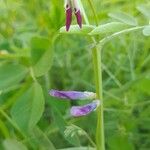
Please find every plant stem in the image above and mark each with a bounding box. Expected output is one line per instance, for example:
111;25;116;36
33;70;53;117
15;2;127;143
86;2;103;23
98;26;145;47
87;0;99;25
0;108;26;139
79;0;105;149
92;45;105;150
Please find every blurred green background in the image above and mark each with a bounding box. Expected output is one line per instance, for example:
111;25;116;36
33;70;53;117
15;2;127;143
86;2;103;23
0;0;150;149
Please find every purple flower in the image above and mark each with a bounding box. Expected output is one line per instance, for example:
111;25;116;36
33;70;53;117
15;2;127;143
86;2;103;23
70;100;100;117
49;89;100;117
73;0;82;28
64;0;82;31
49;89;96;100
74;9;82;28
65;0;72;31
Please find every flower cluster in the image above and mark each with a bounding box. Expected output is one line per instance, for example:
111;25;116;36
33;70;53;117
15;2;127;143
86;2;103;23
49;90;100;117
49;1;97;117
65;0;82;31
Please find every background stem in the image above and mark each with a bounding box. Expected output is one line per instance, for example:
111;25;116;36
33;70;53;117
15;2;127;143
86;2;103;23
87;0;99;25
79;0;105;149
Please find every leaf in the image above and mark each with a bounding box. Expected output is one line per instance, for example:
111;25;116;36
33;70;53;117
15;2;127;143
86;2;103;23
33;48;53;77
52;107;80;146
137;5;150;20
136;78;150;94
108;134;134;150
30;126;56;150
30;36;53;77
108;12;138;26
60;25;95;34
11;82;45;133
58;147;95;150
89;22;128;35
0;63;28;91
142;25;150;36
3;139;28;150
30;36;50;62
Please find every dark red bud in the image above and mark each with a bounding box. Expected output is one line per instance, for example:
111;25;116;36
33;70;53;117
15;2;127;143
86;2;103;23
66;6;72;31
75;9;82;28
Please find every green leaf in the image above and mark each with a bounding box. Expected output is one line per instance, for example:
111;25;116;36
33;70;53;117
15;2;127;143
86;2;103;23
52;107;80;146
108;12;138;26
30;36;53;77
30;36;50;63
136;78;150;94
30;126;56;150
89;22;128;35
60;25;95;34
58;147;95;150
0;63;28;91
11;82;45;133
3;139;28;150
108;135;134;150
143;25;150;36
137;5;150;20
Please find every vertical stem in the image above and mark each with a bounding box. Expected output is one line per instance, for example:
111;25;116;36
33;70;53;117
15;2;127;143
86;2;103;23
79;0;105;149
92;45;105;150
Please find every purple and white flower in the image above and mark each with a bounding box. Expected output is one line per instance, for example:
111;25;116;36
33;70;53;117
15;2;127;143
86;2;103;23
49;89;100;117
65;0;72;31
70;100;100;117
49;89;96;100
64;0;82;31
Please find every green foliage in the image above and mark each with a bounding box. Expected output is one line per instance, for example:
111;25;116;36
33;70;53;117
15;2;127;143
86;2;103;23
30;36;53;77
108;12;138;26
3;139;28;150
52;107;80;146
60;25;95;35
143;25;150;36
0;0;150;150
0;63;28;91
89;22;128;35
11;82;45;133
108;134;134;150
137;4;150;19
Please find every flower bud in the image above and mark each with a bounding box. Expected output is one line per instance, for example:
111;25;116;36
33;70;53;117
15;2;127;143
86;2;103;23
49;89;96;100
70;100;100;117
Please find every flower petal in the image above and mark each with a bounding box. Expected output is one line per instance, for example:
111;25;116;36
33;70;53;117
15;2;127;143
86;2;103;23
75;9;82;28
70;100;100;117
65;1;72;31
73;0;82;28
49;89;96;100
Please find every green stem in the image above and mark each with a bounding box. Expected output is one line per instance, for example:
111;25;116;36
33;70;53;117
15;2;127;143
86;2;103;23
92;45;105;150
87;0;99;25
79;0;105;149
98;26;145;47
0;108;26;139
0;119;10;138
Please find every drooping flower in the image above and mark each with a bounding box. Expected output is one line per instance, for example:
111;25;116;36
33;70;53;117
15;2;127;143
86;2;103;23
49;89;100;117
64;0;82;31
49;89;96;100
65;0;72;31
70;100;100;117
72;0;82;28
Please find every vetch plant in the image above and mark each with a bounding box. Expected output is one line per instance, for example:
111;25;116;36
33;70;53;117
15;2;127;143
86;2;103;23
49;89;96;100
64;124;96;147
54;1;150;150
0;1;150;150
49;90;100;117
70;100;100;117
